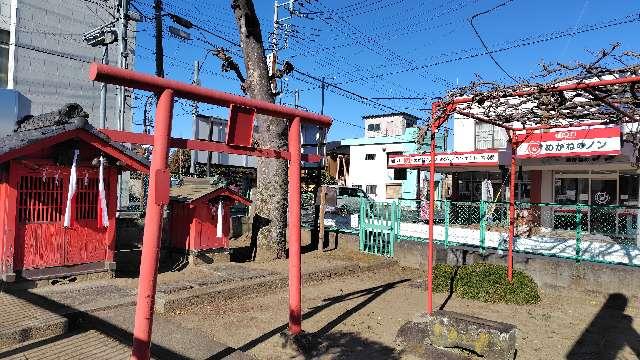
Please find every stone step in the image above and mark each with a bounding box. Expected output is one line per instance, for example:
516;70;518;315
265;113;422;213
0;330;130;359
0;292;67;349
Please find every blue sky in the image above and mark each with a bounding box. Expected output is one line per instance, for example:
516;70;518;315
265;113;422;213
130;0;640;142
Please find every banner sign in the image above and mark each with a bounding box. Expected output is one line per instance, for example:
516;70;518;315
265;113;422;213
515;126;621;158
388;151;500;168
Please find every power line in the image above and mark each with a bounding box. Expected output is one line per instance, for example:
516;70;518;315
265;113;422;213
338;12;640;84
469;0;519;82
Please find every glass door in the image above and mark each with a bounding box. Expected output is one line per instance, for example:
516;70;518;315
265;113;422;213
590;179;618;235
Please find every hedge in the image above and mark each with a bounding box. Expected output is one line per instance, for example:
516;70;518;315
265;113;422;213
432;263;540;305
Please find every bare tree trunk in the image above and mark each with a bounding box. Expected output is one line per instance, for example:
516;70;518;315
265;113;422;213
231;0;288;259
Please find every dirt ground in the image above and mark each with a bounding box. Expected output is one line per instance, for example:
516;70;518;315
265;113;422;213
160;248;640;360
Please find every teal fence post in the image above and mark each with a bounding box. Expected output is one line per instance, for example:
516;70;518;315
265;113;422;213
444;200;450;248
359;197;365;252
390;201;397;257
575;204;583;263
479;200;486;252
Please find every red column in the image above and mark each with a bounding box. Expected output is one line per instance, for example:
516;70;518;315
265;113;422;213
427;125;436;314
288;116;302;334
131;90;174;360
507;139;516;282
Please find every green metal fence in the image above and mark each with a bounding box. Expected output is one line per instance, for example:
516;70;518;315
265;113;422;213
357;198;640;267
358;199;399;256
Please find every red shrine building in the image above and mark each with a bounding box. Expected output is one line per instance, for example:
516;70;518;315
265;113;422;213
168;178;251;259
0;104;148;281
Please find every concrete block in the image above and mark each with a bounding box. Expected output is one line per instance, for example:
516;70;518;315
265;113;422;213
396;311;517;360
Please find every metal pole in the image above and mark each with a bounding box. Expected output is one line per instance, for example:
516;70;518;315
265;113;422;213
508;136;516;282
131;89;174;360
99;45;108;129
288;116;302;335
190;60;200;175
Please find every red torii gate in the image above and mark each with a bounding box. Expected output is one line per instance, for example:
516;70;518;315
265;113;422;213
88;63;332;360
425;74;640;314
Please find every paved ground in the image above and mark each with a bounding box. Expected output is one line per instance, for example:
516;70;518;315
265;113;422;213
0;246;390;359
0;331;131;360
3;240;636;359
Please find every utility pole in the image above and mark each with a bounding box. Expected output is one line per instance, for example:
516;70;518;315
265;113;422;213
269;0;298;96
294;89;299;108
116;0;130;211
117;0;129;132
154;0;164;78
190;60;200;175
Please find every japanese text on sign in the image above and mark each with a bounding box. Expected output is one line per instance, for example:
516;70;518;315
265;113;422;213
388;151;499;168
515;126;621;158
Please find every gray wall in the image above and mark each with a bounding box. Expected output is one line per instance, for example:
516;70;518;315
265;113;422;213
195;115;257;168
9;0;133;129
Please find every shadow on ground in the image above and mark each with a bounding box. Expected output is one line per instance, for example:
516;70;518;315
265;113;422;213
0;287;239;359
308;331;401;360
566;293;640;360
209;278;409;359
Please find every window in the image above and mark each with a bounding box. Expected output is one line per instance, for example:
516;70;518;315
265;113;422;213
386;184;402;199
393;168;407;180
352;185;362;190
554;178;589;205
75;177;99;220
475;122;507;149
367;123;381;132
18;176;65;223
0;30;8;88
365;153;376;160
366;185;377;195
619;174;639;206
338;187;359;197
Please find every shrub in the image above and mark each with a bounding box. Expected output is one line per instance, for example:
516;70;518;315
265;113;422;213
432;262;540;305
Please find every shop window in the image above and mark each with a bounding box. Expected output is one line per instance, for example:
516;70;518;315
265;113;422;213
554;178;589;205
365;153;376;160
18;176;65;223
619;174;639;206
366;185;377;195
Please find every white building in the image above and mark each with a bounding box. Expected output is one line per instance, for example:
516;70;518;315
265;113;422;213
363;112;417;138
342;113;444;202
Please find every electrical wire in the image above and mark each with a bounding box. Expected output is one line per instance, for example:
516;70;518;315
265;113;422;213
469;0;519;82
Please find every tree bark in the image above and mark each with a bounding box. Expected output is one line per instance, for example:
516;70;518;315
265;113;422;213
231;0;288;259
